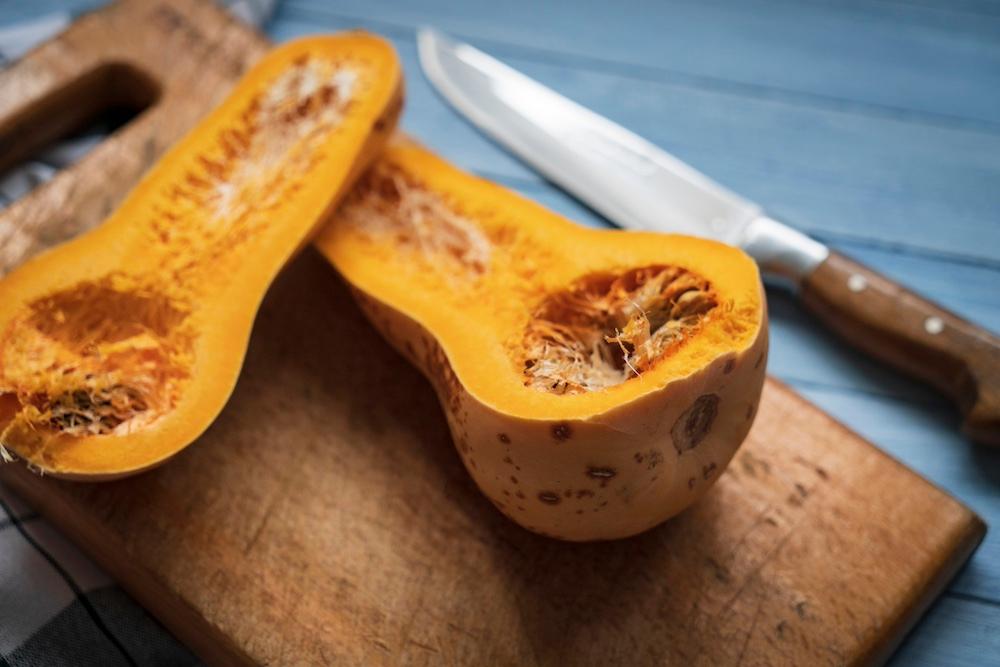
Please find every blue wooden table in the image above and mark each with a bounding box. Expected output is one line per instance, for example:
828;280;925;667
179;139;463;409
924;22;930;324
3;1;1000;664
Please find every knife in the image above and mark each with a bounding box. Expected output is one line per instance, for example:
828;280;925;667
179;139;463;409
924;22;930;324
417;28;1000;445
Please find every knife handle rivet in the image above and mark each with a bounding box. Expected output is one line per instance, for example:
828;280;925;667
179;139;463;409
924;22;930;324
847;274;868;293
924;316;945;335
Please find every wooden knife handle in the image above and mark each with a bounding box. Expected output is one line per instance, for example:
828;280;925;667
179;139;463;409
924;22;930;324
800;251;1000;445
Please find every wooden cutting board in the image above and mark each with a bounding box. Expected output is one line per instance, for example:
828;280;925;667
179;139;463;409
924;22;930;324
0;1;986;665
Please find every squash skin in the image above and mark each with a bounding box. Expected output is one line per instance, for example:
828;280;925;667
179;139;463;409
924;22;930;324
0;34;403;479
319;139;768;541
352;289;766;541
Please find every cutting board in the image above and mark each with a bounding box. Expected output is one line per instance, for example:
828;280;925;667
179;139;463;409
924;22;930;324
0;1;986;665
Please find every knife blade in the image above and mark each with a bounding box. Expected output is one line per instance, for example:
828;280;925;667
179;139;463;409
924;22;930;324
417;28;1000;445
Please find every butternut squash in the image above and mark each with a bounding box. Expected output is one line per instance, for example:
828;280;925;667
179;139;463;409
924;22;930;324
0;34;402;479
317;137;768;541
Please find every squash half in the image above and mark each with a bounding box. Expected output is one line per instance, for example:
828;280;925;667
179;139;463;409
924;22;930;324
317;137;768;541
0;34;403;479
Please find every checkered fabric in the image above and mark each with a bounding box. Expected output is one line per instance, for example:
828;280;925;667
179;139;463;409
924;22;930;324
0;486;198;666
0;2;277;664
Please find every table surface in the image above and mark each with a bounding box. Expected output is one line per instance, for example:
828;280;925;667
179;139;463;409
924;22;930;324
2;1;1000;665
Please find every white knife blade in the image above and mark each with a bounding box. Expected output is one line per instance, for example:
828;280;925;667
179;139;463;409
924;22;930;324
417;27;828;283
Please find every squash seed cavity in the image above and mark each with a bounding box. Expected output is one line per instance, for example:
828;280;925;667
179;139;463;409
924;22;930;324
337;163;492;281
149;55;359;281
0;276;193;446
522;266;718;394
1;56;360;450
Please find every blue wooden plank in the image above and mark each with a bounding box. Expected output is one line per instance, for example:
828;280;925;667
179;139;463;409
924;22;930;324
284;0;1000;128
888;595;1000;667
271;12;1000;263
889;0;1000;17
0;0;104;23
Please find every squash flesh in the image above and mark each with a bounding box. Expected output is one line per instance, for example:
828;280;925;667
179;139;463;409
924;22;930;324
318;137;768;540
324;138;763;421
0;34;402;477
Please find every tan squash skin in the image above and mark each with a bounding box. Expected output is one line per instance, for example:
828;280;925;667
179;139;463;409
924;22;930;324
0;34;402;479
318;138;768;541
351;290;768;541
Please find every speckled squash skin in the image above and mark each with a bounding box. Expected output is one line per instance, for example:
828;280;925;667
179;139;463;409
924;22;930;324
351;287;768;541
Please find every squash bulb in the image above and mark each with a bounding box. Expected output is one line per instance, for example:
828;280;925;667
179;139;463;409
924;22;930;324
317;137;768;541
0;34;403;478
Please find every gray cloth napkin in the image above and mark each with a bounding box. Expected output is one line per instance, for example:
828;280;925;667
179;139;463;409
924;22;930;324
0;2;277;665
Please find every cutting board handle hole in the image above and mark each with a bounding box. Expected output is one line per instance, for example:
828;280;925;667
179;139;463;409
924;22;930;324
0;61;161;204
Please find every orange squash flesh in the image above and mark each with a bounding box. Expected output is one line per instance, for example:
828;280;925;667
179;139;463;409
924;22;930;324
317;136;768;540
0;34;402;479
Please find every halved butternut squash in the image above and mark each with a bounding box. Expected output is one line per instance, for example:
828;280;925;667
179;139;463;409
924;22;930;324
0;34;403;479
317;136;767;540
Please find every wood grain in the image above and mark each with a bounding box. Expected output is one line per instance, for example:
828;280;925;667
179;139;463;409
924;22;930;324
281;0;1000;127
0;1;987;665
801;251;1000;446
0;0;267;275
